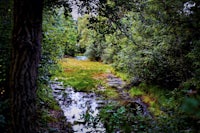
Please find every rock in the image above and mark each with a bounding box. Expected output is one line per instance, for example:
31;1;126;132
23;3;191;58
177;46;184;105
107;78;125;89
53;89;61;93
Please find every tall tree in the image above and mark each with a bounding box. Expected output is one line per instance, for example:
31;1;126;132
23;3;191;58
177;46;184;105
9;0;43;132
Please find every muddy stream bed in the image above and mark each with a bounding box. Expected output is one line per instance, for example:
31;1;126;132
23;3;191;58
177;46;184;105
51;81;112;132
51;80;150;132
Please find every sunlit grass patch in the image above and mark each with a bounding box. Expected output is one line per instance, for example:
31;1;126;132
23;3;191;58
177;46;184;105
61;58;111;71
54;58;113;92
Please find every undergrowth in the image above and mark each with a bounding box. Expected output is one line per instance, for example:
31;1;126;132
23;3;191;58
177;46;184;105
36;83;62;132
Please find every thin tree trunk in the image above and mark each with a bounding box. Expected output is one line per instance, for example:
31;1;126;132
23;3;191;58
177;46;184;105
10;0;43;132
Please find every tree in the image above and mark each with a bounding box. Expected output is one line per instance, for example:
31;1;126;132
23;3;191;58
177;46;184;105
9;0;43;132
94;0;200;89
8;1;96;132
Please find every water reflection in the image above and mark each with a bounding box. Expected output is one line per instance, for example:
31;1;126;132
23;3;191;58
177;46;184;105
75;56;88;60
51;82;106;133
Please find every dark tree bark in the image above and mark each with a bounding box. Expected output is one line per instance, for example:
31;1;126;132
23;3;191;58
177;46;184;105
9;0;43;132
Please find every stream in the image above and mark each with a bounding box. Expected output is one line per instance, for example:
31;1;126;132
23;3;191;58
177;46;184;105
51;81;109;133
50;57;150;132
75;56;88;60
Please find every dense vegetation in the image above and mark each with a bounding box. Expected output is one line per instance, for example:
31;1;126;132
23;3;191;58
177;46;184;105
75;1;200;130
79;0;200;90
0;0;200;132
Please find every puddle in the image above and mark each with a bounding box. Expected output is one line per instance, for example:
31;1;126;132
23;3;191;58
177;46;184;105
51;81;107;133
75;56;88;60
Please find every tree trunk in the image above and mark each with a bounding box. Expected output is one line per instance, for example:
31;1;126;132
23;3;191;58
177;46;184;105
10;0;43;132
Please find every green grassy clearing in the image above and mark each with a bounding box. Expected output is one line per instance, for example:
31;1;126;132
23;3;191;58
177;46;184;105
53;58;114;93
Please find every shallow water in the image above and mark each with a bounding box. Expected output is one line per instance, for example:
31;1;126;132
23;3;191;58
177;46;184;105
51;81;106;133
75;56;88;61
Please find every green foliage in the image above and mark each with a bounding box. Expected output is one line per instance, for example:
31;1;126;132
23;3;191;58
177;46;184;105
39;7;77;84
77;0;199;90
43;7;78;58
98;101;199;133
96;0;199;90
37;7;71;130
36;84;62;132
84;41;106;61
134;84;200;132
77;15;110;61
39;1;200;132
64;18;78;56
43;8;66;59
34;1;200;132
99;104;153;133
181;96;200;118
37;84;60;110
129;87;144;97
102;34;122;64
77;15;95;54
139;83;180;109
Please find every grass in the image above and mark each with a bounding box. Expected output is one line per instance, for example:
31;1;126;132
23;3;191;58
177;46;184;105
130;83;182;116
127;83;180;116
128;87;144;97
98;87;119;99
54;58;113;92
